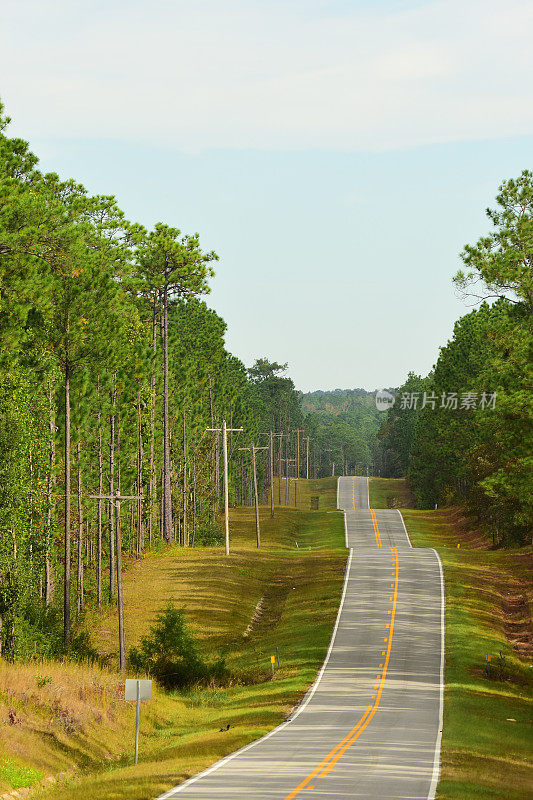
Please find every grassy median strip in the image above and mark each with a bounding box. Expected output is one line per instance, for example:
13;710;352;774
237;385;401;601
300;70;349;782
0;479;346;800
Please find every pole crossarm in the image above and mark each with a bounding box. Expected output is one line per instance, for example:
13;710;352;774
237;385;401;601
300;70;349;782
205;421;244;555
89;491;141;672
238;444;267;549
206;427;244;433
90;494;143;501
238;446;269;452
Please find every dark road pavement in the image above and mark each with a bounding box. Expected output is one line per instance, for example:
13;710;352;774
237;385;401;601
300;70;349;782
157;477;444;800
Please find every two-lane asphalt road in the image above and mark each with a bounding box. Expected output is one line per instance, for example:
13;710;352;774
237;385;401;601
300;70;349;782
157;477;444;800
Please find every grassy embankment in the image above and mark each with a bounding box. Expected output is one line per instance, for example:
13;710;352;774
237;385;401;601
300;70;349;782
368;476;414;509
371;478;532;800
0;478;346;800
271;475;338;511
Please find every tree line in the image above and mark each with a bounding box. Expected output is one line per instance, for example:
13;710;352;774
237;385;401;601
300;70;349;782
379;171;532;545
0;103;314;662
301;388;383;476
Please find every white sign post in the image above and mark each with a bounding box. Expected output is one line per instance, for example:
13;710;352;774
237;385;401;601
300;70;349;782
125;679;152;764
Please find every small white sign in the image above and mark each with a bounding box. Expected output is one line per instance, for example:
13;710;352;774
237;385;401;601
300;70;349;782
125;679;152;701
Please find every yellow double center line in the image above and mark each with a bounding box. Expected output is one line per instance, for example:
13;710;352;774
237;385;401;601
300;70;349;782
283;547;400;799
370;509;382;548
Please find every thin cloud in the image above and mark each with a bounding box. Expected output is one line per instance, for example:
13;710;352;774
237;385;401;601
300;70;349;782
1;0;532;151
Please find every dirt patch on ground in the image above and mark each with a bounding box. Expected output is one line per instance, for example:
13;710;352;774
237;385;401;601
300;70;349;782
500;579;533;659
442;507;533;657
443;507;491;550
242;578;290;639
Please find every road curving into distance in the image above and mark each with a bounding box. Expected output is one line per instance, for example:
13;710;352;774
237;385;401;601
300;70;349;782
156;476;444;800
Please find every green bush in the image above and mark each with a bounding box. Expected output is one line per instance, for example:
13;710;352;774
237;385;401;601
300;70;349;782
14;600;100;663
193;519;224;546
129;603;229;689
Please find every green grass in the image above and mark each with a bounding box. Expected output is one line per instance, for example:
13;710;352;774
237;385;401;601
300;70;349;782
402;507;532;800
0;759;43;789
272;475;339;511
11;477;531;799
2;478;347;800
369;477;414;509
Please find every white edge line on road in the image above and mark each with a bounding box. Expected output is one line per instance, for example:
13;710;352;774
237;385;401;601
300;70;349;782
344;513;348;549
155;548;355;800
396;509;413;548
427;547;445;799
336;475;340;510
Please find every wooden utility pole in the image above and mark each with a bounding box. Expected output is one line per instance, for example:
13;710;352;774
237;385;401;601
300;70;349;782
45;378;56;607
182;407;187;546
206;420;243;555
161;280;173;543
192;457;197;544
269;431;274;517
136;390;143;557
281;457;296;506
323;448;333;479
284;436;291;505
304;436;311;479
295;429;304;479
265;431;284;516
90;490;141;671
76;440;84;617
274;433;283;505
239;444;268;547
64;360;71;649
109;382;116;600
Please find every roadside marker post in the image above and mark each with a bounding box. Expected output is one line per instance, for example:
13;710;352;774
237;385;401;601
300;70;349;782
276;646;280;667
486;654;491;678
125;679;152;764
271;655;276;680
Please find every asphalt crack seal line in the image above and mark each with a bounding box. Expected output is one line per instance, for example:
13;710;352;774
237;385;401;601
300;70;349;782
282;546;399;799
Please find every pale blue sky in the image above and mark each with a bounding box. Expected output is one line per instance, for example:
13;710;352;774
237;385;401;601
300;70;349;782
2;0;532;390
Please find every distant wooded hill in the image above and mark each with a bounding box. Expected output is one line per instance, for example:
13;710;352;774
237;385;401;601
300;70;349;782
300;388;386;475
302;388;377;414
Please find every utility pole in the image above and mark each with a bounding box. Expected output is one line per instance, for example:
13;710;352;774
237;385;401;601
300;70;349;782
206;420;243;555
182;408;187;547
295;429;304;479
281;457;296;506
285;435;290;504
239;444;268;547
90;490;142;671
273;433;284;505
304;436;311;479
323;448;333;479
262;431;283;516
269;432;274;517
